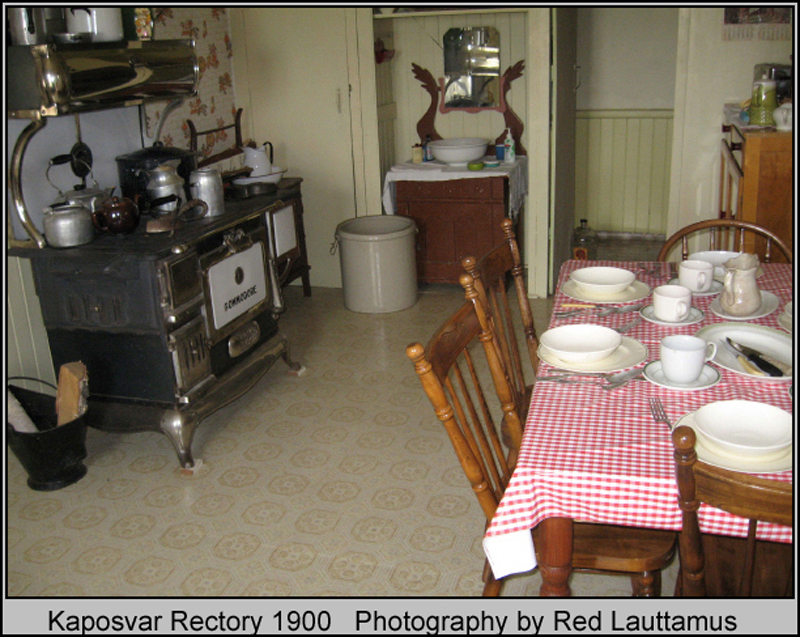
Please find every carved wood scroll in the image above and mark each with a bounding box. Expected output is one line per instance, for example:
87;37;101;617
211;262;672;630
412;60;526;156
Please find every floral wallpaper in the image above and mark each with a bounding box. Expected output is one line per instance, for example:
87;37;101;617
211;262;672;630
142;7;243;169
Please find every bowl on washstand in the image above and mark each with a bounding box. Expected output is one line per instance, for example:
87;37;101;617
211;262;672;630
428;138;489;166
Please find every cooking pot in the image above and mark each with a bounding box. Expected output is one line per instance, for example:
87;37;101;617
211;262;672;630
94;196;139;234
43;203;95;248
66;7;123;42
115;142;199;203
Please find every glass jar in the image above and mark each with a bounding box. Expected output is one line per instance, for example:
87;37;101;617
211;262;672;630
572;219;598;260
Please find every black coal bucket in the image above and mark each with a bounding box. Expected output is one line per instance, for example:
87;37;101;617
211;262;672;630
7;381;88;491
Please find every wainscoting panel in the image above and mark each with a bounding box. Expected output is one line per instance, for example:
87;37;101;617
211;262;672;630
6;256;55;392
575;109;673;235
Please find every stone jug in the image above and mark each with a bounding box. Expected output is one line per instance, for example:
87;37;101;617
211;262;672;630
720;253;761;317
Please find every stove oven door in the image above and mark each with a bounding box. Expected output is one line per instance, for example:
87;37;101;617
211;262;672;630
200;224;279;376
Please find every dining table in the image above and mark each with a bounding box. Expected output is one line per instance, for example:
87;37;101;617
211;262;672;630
482;259;793;597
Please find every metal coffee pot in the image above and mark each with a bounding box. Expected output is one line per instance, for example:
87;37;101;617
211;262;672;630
141;163;185;216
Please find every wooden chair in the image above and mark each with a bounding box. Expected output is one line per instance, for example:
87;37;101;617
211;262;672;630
407;278;676;596
461;218;538;429
672;425;793;597
657;219;792;264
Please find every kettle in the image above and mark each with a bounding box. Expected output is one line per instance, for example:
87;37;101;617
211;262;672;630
47;156;114;214
43;203;95;248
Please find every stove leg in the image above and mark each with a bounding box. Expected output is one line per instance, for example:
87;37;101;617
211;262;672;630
281;337;306;376
160;409;198;470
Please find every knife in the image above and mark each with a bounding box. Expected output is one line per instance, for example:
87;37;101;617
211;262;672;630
725;338;783;377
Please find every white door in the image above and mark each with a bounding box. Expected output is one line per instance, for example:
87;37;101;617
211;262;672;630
234;8;358;288
549;7;578;293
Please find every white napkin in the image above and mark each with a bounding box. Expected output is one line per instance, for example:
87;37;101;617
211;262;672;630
482;528;538;580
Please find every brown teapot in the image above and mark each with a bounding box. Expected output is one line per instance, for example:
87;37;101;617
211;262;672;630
93;196;140;234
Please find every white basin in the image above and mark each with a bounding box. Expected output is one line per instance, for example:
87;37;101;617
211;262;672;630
428;138;488;166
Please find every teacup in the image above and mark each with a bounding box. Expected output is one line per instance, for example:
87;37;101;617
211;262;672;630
678;259;714;293
773;103;792;131
660;335;717;385
652;285;692;322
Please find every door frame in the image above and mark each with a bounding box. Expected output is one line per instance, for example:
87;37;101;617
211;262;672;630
523;8;552;299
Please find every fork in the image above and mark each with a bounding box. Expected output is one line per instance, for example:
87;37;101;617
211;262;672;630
648;397;672;428
614;316;642;333
596;302;646;317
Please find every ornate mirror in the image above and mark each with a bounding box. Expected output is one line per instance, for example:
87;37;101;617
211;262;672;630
441;27;502;111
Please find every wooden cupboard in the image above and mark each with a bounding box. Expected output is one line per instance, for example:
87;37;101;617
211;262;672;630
721;125;792;263
395;176;515;284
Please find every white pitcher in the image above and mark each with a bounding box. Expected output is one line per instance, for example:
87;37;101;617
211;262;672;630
720;253;761;316
242;142;273;177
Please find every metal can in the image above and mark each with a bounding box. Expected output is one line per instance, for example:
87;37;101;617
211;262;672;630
189;168;225;217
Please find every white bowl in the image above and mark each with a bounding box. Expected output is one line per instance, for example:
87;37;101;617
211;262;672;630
428;138;488;165
688;251;741;278
570;266;636;295
693;400;792;458
540;324;622;363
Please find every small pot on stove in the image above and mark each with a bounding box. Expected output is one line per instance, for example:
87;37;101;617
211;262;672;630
115;142;199;202
94;196;140;234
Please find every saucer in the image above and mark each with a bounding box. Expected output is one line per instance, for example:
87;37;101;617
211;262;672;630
640;304;704;326
709;291;780;321
778;312;793;333
673;413;792;473
643;361;720;391
667;277;723;297
538;336;647;373
562;279;650;304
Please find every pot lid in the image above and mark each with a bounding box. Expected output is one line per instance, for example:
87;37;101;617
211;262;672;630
115;141;199;165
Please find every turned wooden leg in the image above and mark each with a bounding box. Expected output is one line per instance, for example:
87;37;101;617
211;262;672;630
630;570;661;597
538;517;573;597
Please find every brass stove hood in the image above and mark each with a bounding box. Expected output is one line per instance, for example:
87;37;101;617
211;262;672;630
7;40;198;118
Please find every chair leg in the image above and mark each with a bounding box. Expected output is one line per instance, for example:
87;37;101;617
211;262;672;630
482;560;503;596
630;570;661;597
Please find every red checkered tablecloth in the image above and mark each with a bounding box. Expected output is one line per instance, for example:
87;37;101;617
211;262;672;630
483;260;793;579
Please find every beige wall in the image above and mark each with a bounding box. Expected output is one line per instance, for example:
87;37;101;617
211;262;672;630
230;7;379;289
576;8;679;110
668;7;792;236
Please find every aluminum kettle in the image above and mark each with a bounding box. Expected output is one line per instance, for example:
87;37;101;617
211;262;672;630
43;202;95;248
